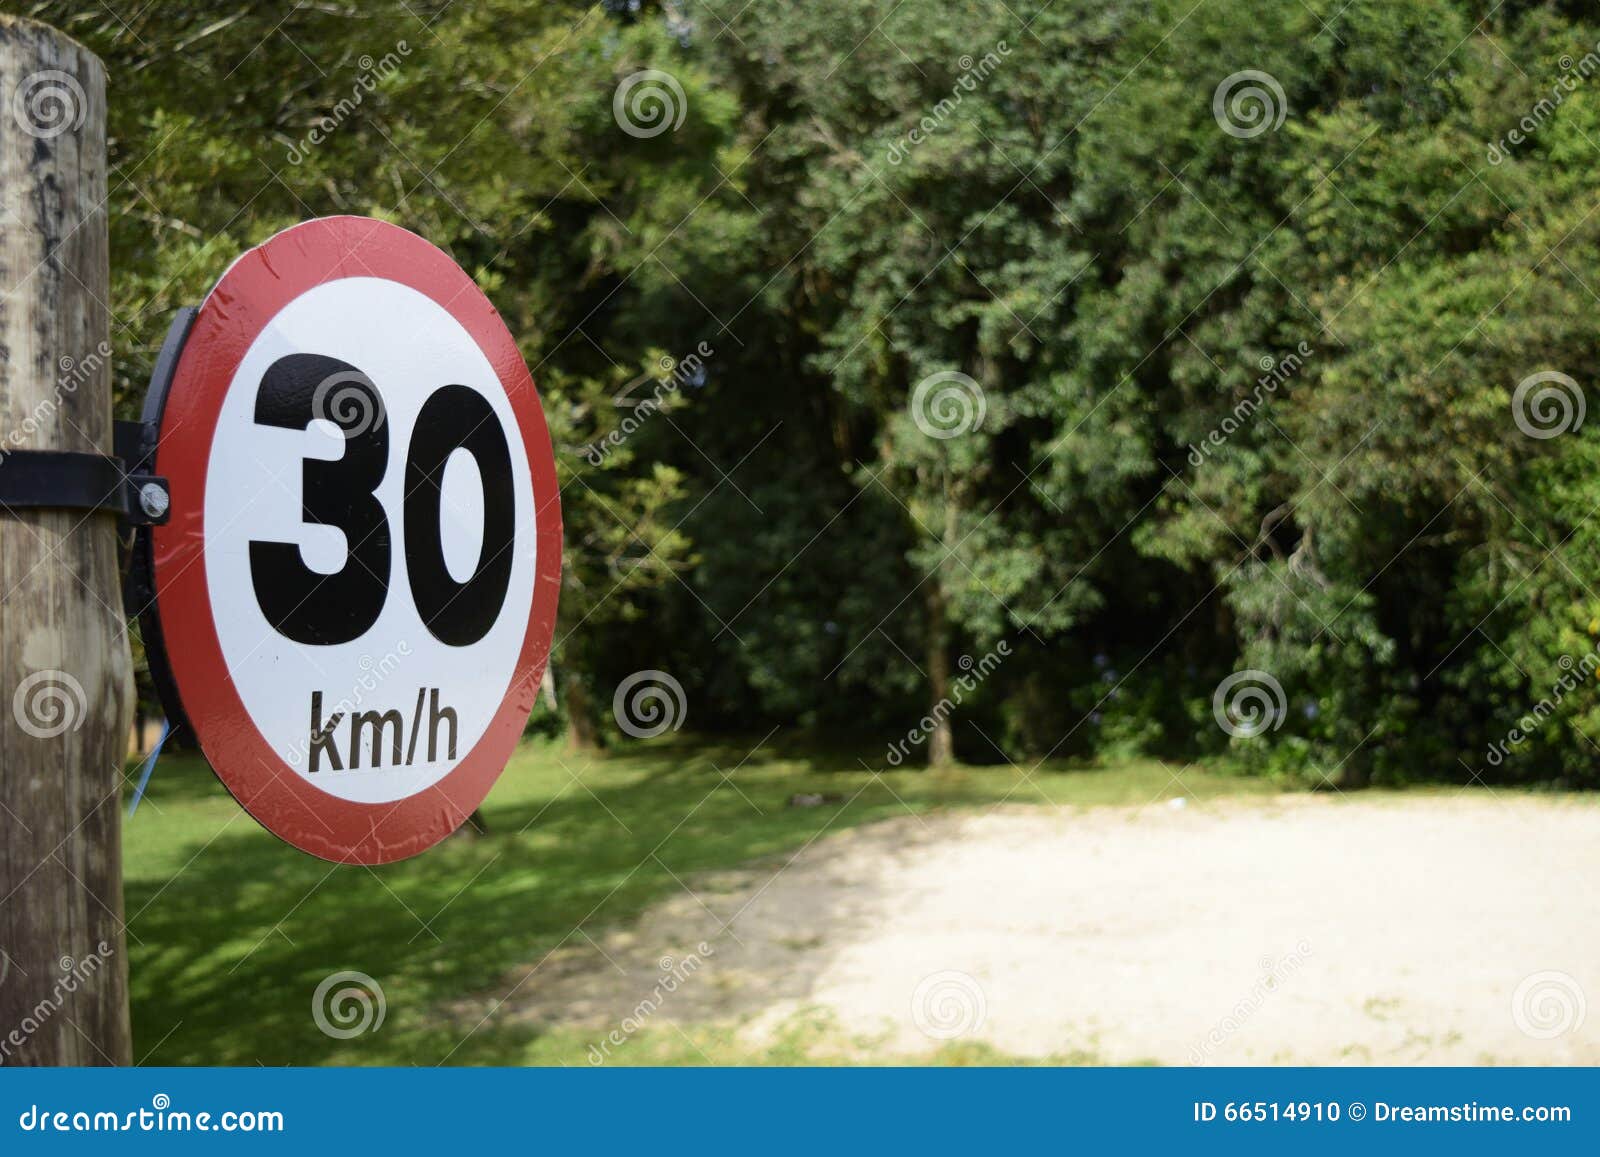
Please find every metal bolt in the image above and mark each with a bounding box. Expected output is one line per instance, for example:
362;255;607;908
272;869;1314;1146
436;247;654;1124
138;481;169;519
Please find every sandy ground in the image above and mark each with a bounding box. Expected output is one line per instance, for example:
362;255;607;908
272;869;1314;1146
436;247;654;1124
487;794;1600;1064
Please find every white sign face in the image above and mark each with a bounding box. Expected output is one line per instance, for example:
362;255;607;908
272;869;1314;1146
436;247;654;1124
150;216;561;863
204;278;537;804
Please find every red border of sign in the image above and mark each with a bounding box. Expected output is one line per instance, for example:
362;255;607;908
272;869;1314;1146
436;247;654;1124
151;216;562;864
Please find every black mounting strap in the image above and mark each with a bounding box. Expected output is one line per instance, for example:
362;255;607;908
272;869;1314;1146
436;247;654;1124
0;428;169;526
114;418;170;526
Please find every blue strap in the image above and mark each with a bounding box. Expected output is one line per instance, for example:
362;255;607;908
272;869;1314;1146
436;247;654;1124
127;720;171;817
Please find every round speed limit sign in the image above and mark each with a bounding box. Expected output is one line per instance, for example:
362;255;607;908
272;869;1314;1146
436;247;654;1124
146;217;561;863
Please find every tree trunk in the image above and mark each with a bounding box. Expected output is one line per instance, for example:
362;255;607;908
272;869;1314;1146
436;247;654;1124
453;808;489;838
923;468;959;769
564;671;604;751
539;661;557;711
0;17;132;1065
1332;763;1372;791
925;578;955;767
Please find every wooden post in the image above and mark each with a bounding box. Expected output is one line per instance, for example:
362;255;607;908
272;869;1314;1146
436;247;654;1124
0;17;132;1065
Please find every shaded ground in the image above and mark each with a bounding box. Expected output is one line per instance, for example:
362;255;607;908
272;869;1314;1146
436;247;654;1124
479;794;1600;1065
123;740;1270;1065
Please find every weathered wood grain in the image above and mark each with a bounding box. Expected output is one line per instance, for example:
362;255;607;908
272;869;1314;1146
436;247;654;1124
0;15;132;1066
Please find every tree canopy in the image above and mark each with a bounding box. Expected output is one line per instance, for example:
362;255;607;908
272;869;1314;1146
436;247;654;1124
32;0;1600;785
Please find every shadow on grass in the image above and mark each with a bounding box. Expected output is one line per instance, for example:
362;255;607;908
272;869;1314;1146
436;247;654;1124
123;738;1266;1065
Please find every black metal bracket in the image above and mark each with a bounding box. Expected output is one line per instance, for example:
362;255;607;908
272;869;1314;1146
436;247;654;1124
128;307;200;745
0;438;169;526
116;420;171;525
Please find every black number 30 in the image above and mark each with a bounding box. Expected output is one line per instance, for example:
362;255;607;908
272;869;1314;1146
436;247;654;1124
248;354;516;647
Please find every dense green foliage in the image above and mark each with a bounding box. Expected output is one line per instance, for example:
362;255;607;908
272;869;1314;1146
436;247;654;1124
30;0;1600;784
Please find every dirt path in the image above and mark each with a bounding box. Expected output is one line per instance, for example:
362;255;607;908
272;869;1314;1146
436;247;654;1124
490;794;1600;1064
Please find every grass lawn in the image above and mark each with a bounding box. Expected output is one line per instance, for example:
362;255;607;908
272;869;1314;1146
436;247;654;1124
123;737;1282;1066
